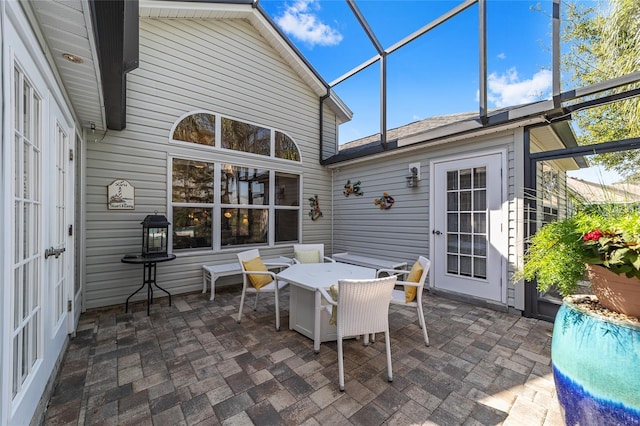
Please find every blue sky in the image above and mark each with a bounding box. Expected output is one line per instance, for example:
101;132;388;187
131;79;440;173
259;0;561;144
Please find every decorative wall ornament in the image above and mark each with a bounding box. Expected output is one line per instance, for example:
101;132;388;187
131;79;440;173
374;193;394;210
108;179;135;210
343;180;363;197
308;195;323;221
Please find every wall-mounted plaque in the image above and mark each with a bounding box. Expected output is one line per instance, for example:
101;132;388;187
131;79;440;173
108;179;135;210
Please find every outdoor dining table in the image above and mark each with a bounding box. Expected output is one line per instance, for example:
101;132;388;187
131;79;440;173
276;262;377;352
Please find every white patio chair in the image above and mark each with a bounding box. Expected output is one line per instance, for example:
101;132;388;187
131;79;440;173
319;275;397;391
237;249;289;331
377;256;431;346
292;243;336;264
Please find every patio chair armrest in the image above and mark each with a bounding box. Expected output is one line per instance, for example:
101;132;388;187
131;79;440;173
318;287;337;306
376;268;409;278
396;280;421;288
323;256;337;263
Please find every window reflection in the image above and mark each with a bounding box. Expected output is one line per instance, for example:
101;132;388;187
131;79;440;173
275;172;299;206
172;159;214;203
275;132;300;161
221;118;270;155
173;207;212;249
172;113;215;146
221;165;269;205
221;208;268;246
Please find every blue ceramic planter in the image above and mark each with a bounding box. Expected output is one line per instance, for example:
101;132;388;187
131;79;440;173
552;297;640;425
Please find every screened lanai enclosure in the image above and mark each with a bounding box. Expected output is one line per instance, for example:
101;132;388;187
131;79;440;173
314;0;640;320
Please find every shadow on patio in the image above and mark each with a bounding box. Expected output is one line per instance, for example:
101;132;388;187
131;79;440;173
43;287;562;425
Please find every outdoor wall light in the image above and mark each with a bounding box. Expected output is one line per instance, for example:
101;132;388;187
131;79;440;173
406;166;419;188
141;212;170;257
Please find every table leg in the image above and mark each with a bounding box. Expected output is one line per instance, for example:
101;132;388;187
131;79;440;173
149;262;172;307
314;290;321;353
125;282;146;313
209;275;217;301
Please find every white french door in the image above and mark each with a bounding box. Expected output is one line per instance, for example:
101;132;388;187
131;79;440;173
431;153;505;303
5;27;74;425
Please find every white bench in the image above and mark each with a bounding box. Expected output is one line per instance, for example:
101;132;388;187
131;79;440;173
331;252;407;271
202;256;292;301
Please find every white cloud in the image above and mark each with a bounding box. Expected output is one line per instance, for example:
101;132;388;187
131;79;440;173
275;0;343;47
487;67;552;108
497;52;506;60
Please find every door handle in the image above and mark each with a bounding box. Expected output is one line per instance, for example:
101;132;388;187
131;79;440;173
432;230;442;235
45;247;66;259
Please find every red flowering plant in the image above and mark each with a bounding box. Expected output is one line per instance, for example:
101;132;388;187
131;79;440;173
581;228;640;280
517;205;640;297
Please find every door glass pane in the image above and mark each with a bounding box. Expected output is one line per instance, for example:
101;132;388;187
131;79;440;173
460;191;471;211
447;192;457;211
447;234;458;253
474;190;486;210
459;168;471;189
473;213;486;233
447;171;458;190
12;336;19;396
474;235;487;256
460;256;472;276
460;213;471;233
460;234;472;255
447;213;458;232
23;81;30;139
474;258;487;279
473;167;486;188
447;254;458;274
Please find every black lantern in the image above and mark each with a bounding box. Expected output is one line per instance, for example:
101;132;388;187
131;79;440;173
141;212;170;257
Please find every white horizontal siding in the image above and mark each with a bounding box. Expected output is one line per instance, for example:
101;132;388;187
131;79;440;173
83;17;338;309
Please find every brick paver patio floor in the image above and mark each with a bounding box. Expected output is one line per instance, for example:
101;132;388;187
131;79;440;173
43;285;563;425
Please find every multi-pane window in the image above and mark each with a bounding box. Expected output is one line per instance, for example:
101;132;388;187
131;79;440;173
170;113;302;251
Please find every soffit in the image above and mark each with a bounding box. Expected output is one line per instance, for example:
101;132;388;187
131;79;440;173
26;0;105;131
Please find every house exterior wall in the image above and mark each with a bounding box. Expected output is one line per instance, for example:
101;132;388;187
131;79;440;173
83;17;338;309
331;130;521;310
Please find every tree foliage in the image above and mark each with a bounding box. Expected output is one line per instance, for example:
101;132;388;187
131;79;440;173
563;0;640;181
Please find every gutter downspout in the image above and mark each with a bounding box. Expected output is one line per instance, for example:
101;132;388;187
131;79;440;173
319;91;330;164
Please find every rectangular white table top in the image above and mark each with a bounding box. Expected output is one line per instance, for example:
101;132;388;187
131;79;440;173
277;262;378;352
331;252;407;270
276;262;377;291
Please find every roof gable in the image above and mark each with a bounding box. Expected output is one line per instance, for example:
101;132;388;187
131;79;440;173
139;0;351;122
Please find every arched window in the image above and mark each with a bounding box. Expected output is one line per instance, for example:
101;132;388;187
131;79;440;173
171;112;301;161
